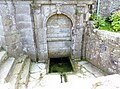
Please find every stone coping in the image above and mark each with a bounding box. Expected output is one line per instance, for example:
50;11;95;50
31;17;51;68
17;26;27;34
0;0;94;5
92;29;120;41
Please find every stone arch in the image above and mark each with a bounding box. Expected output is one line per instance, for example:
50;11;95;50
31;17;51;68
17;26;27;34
46;14;73;29
46;14;73;58
45;11;75;28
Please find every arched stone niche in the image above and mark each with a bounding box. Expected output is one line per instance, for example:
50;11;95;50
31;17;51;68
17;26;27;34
33;4;76;62
33;2;94;62
46;14;73;58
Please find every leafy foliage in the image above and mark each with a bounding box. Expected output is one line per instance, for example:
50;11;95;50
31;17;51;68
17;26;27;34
89;13;97;21
110;11;120;32
90;10;120;32
90;13;113;31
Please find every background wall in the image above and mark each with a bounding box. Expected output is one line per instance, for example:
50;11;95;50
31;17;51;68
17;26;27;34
94;0;120;16
0;0;93;61
0;1;36;60
0;15;5;49
85;23;120;74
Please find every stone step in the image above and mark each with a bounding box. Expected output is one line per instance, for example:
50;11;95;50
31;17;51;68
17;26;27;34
0;57;15;83
18;58;31;89
9;55;28;89
0;50;7;66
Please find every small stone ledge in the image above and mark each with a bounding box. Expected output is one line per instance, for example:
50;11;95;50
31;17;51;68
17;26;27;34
93;29;120;40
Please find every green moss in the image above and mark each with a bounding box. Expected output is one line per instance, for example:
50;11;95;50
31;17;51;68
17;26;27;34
49;58;73;73
50;63;70;73
32;5;39;10
75;7;79;15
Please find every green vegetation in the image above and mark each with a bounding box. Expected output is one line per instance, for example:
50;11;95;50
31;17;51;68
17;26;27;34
90;10;120;32
90;13;113;31
49;58;73;73
110;11;120;32
75;7;79;15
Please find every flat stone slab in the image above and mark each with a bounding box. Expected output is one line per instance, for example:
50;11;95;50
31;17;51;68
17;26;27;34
77;61;105;77
81;64;105;77
28;74;61;89
18;58;31;89
9;55;27;89
27;61;106;89
19;58;31;84
0;57;15;83
33;74;120;89
30;62;46;74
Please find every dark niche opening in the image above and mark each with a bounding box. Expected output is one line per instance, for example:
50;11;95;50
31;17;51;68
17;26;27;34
49;57;73;73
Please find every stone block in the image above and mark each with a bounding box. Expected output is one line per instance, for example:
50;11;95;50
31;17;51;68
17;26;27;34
7;42;23;57
38;51;48;62
0;16;3;26
16;5;30;14
19;58;31;86
48;41;71;58
2;15;12;27
0;57;15;83
5;34;21;46
0;26;4;35
48;41;71;49
39;44;46;52
0;36;5;46
17;22;32;30
16;14;31;22
22;44;36;61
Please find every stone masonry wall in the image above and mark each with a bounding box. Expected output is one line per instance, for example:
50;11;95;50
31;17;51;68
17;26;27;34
0;15;5;49
15;2;36;60
0;1;23;57
100;0;120;16
94;0;120;17
85;25;120;74
0;1;36;60
0;0;94;62
31;0;93;62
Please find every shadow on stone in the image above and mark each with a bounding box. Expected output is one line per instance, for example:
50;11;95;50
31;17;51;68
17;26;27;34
49;57;73;73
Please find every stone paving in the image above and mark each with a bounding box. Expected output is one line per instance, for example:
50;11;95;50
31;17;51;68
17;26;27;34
0;57;120;89
27;61;107;89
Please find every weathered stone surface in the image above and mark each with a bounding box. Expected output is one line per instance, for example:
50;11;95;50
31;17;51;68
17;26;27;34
18;58;31;89
27;61;105;89
0;1;23;58
47;14;72;58
0;0;93;61
0;57;15;83
15;4;36;61
100;0;120;17
8;55;27;89
0;15;5;49
85;28;120;74
92;0;120;17
33;74;120;89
